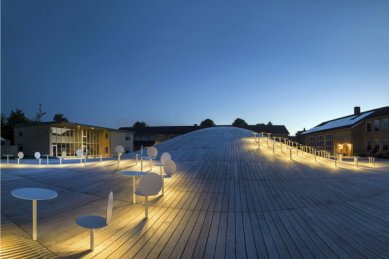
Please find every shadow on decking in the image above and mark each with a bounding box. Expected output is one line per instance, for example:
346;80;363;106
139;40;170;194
62;250;91;259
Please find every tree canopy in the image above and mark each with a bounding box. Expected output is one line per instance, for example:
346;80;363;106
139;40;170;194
7;109;29;127
1;109;30;144
1;106;70;144
200;119;215;127
133;121;148;128
53;113;68;122
232;118;248;128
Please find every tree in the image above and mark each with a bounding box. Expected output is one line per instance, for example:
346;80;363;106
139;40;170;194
133;121;148;128
53;113;68;122
1;113;10;141
3;109;30;144
1;113;6;127
267;121;273;126
295;128;306;143
7;109;29;127
232;118;248;128
200;119;215;127
33;103;46;122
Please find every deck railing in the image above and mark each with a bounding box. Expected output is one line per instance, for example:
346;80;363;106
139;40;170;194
252;133;376;168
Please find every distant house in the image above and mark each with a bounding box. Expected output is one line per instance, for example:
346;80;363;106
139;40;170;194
244;124;289;138
119;126;205;149
302;106;389;157
14;122;134;157
120;124;289;149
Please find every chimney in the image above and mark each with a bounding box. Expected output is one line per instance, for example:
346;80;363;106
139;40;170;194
354;106;361;115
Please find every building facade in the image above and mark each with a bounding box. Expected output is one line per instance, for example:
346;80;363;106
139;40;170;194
14;122;134;157
302;106;389;157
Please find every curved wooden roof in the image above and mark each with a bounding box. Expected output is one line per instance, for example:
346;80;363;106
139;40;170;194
1;127;389;258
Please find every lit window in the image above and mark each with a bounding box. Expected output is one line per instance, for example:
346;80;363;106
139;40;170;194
366;121;372;132
374;120;380;131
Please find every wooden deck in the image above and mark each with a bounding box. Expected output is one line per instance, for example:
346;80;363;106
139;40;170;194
1;127;389;258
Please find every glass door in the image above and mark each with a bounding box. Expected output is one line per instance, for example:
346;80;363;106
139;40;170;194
51;145;58;157
82;129;88;156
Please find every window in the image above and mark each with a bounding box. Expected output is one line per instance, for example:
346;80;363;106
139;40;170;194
373;139;380;153
383;139;389;151
309;137;315;147
366;141;371;151
325;135;333;153
105;133;108;139
19;131;23;137
325;135;333;147
374;120;380;131
366;121;372;132
383;119;389;132
317;136;324;148
125;136;131;141
50;127;100;157
104;147;109;154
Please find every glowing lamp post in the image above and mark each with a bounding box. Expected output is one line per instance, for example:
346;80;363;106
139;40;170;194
354;156;359;167
368;157;375;166
115;145;125;165
76;149;85;166
266;133;272;147
59;151;66;165
253;132;259;142
253;132;260;148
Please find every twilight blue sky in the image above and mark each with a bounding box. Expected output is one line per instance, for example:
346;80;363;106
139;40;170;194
2;0;389;135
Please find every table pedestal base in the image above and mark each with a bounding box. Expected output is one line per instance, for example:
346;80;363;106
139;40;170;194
90;229;95;250
32;200;37;241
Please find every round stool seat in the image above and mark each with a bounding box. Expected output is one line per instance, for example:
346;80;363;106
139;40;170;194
76;215;107;229
135;190;146;196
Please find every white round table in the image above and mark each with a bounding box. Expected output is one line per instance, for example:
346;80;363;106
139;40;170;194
3;154;14;164
11;188;58;240
120;171;148;203
42;154;50;165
